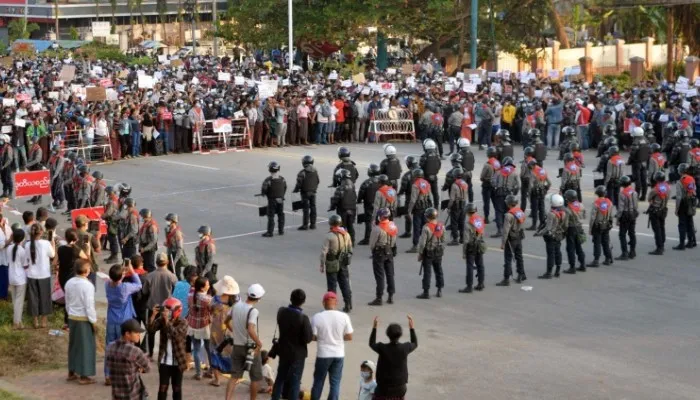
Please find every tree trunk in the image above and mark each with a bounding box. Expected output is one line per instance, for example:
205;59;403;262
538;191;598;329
456;0;467;69
548;0;570;49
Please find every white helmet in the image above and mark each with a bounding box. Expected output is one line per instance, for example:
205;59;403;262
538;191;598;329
423;139;437;151
457;138;470;149
632;127;644;137
551;194;564;208
383;144;397;156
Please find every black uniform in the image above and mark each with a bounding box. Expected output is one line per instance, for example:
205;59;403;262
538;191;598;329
398;170;413;237
380;157;402;189
459;148;475;202
262;174;287;235
329;179;357;244
357;176;380;243
628;137;650;200
420;151;442;207
332;159;359;187
293;165;320;229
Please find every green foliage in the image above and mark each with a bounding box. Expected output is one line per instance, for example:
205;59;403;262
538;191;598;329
598;72;633;91
8;18;40;42
69;26;80;41
128;56;156;66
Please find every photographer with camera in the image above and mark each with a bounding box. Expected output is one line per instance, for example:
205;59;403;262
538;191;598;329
225;283;266;400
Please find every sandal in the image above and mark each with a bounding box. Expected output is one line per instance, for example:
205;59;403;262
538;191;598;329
78;377;96;385
66;374;78;382
209;381;220;387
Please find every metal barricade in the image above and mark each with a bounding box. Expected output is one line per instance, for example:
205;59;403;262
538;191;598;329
369;109;415;142
60;129;114;164
193;118;252;153
227;118;252;151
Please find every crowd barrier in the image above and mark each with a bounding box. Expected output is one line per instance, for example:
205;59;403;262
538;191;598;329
369;109;416;142
59;129;114;163
193;118;252;153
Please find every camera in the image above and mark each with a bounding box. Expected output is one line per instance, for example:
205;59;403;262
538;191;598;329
243;342;257;371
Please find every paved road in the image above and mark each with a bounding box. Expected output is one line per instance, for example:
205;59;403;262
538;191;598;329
9;142;700;400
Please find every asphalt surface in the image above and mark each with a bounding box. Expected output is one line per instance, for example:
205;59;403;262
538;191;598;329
12;142;700;400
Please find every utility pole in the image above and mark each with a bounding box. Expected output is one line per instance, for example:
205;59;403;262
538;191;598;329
665;6;674;82
470;0;478;68
288;0;293;72
212;0;218;57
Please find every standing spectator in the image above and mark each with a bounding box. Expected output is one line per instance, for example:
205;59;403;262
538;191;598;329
369;316;418;400
57;229;88;328
142;253;178;360
209;275;240;387
545;97;563;149
310;291;353;400
271;288;313;400
354;94;369;142
328;98;338;145
142;109;155;156
314;99;329;145
24;223;54;329
129;109;142;157
65;259;97;385
297;99;310;145
7;229;26;329
334;96;346;143
476;97;494;149
75;215;101;285
104;319;151;400
149;297;188;400
502;99;516;141
491;99;503;136
254;99;264;148
189;102;206;151
119;111;132;159
187;276;212;381
225;283;266;400
104;262;143;386
0;206;11;300
275;99;288;147
575;99;592;150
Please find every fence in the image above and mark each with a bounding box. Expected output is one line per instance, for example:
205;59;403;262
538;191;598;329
192;118;251;153
369;109;415;142
59;129;114;163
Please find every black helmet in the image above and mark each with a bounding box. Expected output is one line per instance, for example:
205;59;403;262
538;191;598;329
569;142;580;152
165;213;178;223
92;171;103;180
124;197;135;207
677;129;689;139
452;167;464;179
502;156;514;167
405;155;418;169
604;136;618;147
641;122;653;132
449;153;463;165
528;128;541;137
505;194;518;208
653;171;666;183
486;146;498;158
337;168;351;180
465;203;477;214
197;225;211;235
667;121;679;131
368;164;381;177
562;126;576;136
119;183;132;196
691;139;700;148
608;145;620;155
564;189;578;203
594;185;606;197
412;168;424;179
527;159;538;168
564;152;574;162
268;161;280;173
329;214;343;226
338;146;351;159
678;163;690;175
496;129;509;137
51;144;61;153
604;124;616;135
619;175;632;187
376;208;391;220
105;186;115;195
650;143;661;153
78;164;89;174
139;208;151;218
378;174;390;185
424;207;438;220
302;155;314;166
66;152;77;162
524;146;535;157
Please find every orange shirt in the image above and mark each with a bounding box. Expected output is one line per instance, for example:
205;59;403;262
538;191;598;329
334;100;345;123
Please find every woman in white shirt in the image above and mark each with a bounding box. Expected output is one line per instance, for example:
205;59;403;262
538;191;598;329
328;101;338;145
0;210;12;301
95;112;109;144
7;230;27;329
24;223;55;329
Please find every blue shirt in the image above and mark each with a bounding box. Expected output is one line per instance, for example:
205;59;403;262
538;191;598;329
105;274;142;325
172;281;191;318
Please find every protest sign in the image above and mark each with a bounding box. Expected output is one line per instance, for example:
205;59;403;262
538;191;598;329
218;72;231;81
175;83;186;92
14;170;51;197
352;73;366;84
99;78;113;88
257;80;279;99
463;83;477;93
14;118;26;128
71;207;107;235
341;79;352;88
213;118;233;133
48;91;60;100
2;98;16;107
86;87;107;102
138;75;154;89
234;76;245;85
59;65;76;82
171;59;184;68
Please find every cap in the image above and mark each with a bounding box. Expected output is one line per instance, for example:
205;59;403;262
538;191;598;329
322;291;337;302
248;283;265;299
213;275;240;296
156;252;168;264
121;319;146;334
361;360;376;373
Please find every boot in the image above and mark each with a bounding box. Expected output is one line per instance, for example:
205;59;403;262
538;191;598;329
104;255;119;264
278;230;284;236
458;286;472;293
649;248;663;255
342;303;352;313
538;268;553;279
629;249;636;259
367;298;382;306
484;217;490;224
416;291;430;299
514;275;523;283
474;283;485;291
357;238;369;245
563;266;577;274
262;232;273;238
673;243;685;251
386;294;393;304
436;288;442;298
490;231;502;238
309;224;317;230
602;258;613;266
447;239;459;246
297;225;309;231
587;260;600;268
576;265;586;272
399;232;411;238
615;253;629;261
526;224;537;231
688;241;697;249
495;278;510;286
554;266;561;278
405;246;418;253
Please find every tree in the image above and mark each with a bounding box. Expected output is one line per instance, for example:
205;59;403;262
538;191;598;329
69;26;80;40
95;0;100;20
8;18;40;42
136;0;146;37
110;0;117;27
157;0;167;42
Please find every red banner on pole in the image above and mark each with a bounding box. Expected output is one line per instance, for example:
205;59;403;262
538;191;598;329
14;170;51;197
71;207;107;235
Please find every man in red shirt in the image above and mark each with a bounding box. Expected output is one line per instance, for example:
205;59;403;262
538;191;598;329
575;99;592;150
334;96;346;143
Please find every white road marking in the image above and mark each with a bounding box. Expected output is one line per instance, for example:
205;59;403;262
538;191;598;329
140;183;257;199
581;223;679;241
184;217;330;245
157;159;220;170
236;202;301;216
487;247;548;260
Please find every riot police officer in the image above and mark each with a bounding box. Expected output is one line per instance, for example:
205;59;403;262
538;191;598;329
416;207;445;299
491;156;520;238
398;155;419;238
368;208;398;306
75;164;94;209
594;137;617;180
406;169;433;253
561;152;581;200
495;129;513;161
320;214;353;312
563;189;586;273
646;171;670;255
329;169;358;245
587;186;614;267
164;213;187;280
457;138;475;202
332;147;359;187
520;146;536;212
261;161;287;237
647;143;666;185
662;121;680;157
442;153;463;195
373;174;398;221
420;138;442;206
598;124;617;158
530;129;547;165
357;164;381;245
605;146;624;207
460;203;485;293
558;126;577;161
670;130;691;181
293;155;320;231
138;208;158;272
628;127;651;200
480;146;501;224
527;159;551;230
195;225;216;281
641;121;656;144
119;197;139;260
102;186;120;263
615;175;639;260
25;136;43;204
674;163;697;250
380;144;402;189
446;167;468;245
498;194;526;285
536;194;568;279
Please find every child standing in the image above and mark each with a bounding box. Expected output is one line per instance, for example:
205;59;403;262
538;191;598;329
358;360;377;400
7;229;27;329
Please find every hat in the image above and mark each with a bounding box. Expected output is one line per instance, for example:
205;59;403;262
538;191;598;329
248;283;265;299
322;291;337;302
213;275;240;296
361;360;376;373
156;252;168;264
121;319;145;334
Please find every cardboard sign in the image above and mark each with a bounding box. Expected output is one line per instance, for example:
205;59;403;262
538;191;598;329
71;207;107;235
257;80;279;99
138;75;155;89
99;78;113;88
106;89;119;101
677;76;689;85
352;73;366;84
2;126;12;133
2;98;16;107
502;70;511;80
91;66;103;76
86;87;107;102
328;71;338;80
118;70;129;79
463;83;477;93
175;83;186;92
59;65;76;82
14;170;51;197
171;59;184;68
212;118;232;133
504;85;513;95
534;90;543;98
53;80;64;88
402;64;413;75
341;79;352;88
686;88;698;98
234;76;245;85
218;72;231;81
14;118;26;127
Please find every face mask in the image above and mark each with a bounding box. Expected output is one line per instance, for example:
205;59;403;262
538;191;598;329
198;233;204;239
361;371;371;379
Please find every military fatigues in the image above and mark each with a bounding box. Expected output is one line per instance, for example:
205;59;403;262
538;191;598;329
195;237;216;280
369;220;398;299
420;152;442;206
676;174;697;248
539;208;568;276
120;209;139;260
357;177;380;243
48;154;65;207
480;158;500;221
646;182;670;251
25;144;43;202
691;148;700;204
398;170;413;236
616;186;639;257
628;137;650;200
462;214;486;288
418;221;446;292
561;161;582;202
380;157;402;189
502;208;526;280
670;140;691;181
565;201;586;269
262;173;287;235
372;185;398;222
589;198;614;264
528;165;550;228
102;194;120;260
0;144;14;197
459;148;475;202
293;165;320;229
447;179;468;242
605;155;625;207
332;159;359;187
138;219;159;272
329;179;357;244
520;156;535;212
90;180;106;209
62;161;76;211
408;179;433;247
320;228;353;309
165;224;187;279
491;166;520;235
647;152;666;185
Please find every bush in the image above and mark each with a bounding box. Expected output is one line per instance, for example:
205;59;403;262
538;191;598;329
598;72;634;91
128;56;156;67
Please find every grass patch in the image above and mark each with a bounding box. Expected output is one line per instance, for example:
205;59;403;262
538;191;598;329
0;388;25;400
0;300;106;377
